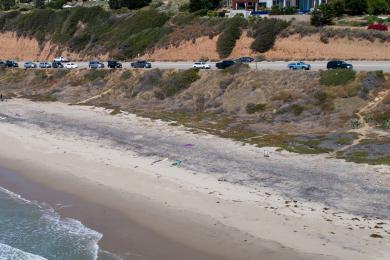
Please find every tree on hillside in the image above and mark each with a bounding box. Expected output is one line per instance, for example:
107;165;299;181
109;0;151;10
109;0;122;9
368;0;389;15
311;4;334;26
345;0;368;15
123;0;151;9
0;0;15;10
189;0;211;12
330;0;346;17
210;0;223;9
34;0;45;8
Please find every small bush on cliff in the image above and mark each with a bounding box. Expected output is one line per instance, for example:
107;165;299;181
216;16;245;58
250;19;289;53
120;70;133;80
320;69;356;86
291;104;305;116
246;103;266;114
84;70;109;82
158;69;200;98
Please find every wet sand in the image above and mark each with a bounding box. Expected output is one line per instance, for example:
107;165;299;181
0;166;224;260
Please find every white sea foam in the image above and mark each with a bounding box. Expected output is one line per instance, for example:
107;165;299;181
0;242;47;260
0;186;103;260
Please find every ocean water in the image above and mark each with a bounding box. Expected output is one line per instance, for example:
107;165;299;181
0;186;110;260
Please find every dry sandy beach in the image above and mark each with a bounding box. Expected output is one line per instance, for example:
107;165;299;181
0;99;389;260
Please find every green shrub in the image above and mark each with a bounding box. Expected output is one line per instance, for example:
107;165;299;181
331;0;346;17
159;69;200;97
0;0;16;10
120;70;132;80
216;17;245;58
34;0;45;9
382;119;390;129
313;89;327;104
368;0;389;15
350;151;368;157
311;4;334;26
250;19;289;53
345;0;368;15
189;0;221;12
320;69;356;86
291;104;304;116
84;70;109;82
109;0;152;10
350;118;362;129
335;137;352;145
246;103;266;114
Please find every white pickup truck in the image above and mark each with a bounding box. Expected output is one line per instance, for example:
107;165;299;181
53;57;69;62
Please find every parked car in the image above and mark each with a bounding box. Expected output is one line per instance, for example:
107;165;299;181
107;60;122;69
52;61;64;68
216;60;235;69
288;61;311;70
54;57;69;62
64;63;78;69
192;61;211;69
236;57;254;63
5;60;18;68
327;60;353;70
24;62;37;69
89;61;105;69
0;61;6;68
39;62;52;68
131;60;152;68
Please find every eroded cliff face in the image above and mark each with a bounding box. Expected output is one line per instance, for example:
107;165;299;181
0;32;106;61
143;33;390;61
2;31;390;62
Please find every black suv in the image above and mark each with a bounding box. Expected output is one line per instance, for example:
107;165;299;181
107;60;122;69
131;60;151;68
52;61;64;68
89;61;105;69
5;60;18;67
327;60;353;70
216;60;235;69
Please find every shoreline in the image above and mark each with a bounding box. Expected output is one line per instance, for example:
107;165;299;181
0;165;223;260
0;99;389;259
0;133;330;260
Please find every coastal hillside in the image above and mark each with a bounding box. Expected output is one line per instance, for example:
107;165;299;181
1;66;389;164
1;6;390;61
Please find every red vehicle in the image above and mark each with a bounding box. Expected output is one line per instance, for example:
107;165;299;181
368;23;388;31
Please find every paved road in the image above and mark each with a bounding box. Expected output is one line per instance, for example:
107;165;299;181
14;60;390;72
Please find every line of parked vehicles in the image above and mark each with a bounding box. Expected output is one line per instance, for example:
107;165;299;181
18;58;153;70
0;56;353;71
215;58;353;70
